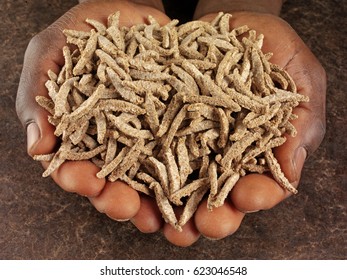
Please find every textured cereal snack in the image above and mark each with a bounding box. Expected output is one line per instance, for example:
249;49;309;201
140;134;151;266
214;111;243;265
34;12;309;230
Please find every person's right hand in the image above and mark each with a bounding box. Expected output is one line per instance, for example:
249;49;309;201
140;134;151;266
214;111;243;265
16;0;171;234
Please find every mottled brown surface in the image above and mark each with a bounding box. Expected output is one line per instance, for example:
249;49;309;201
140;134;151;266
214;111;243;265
0;0;346;259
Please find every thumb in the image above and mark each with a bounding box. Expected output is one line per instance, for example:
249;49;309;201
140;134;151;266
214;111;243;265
274;50;327;189
16;29;65;156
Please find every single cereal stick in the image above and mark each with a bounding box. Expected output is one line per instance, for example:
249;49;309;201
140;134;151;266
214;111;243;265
243;102;281;128
121;80;170;101
262;88;309;104
170;178;209;206
96;50;131;80
210;12;224;27
199;155;210;178
163;148;181;194
155;92;184;133
129;69;170;81
61;144;106;161
215;49;236;86
96;146;128;178
107;24;126;51
33;153;55;162
219;13;231;34
63;29;90;39
62;46;73;79
57;65;66;85
42;154;66;178
104;137;118;165
221;131;261;168
264;149;298;194
211;172;240;208
178;185;209;227
144;91;160;135
186;59;216;71
217;108;229;148
97;99;146;115
94;110;107;144
187;134;200;159
109;138;144;181
141;140;158;156
187;103;218;121
35;96;55;115
73;29;98;76
125;38;138;58
97;35;124;58
54;77;79;117
207;161;218;210
171;64;199;95
136;171;157;185
161;25;170;49
177;20;211;37
176;136;193;186
45;79;59;102
270;63;297;92
134;31;173;56
107;11;119;27
166;76;189;93
107;114;153;139
206;44;224;64
283;121;297;137
71;88;85;109
68;84;107;120
42;140;72;177
120;174;152;196
68;118;89;145
150;182;180;231
85;18;106;34
201;74;241;112
106;67;143;104
251;47;270;96
242;163;267;174
144;20;160;42
180;27;204;46
180;60;207;93
183;94;240;112
65;36;87;53
160;105;188;150
146;156;170;197
129;55;165;71
83;133;99;149
198;37;234;51
176;119;219;137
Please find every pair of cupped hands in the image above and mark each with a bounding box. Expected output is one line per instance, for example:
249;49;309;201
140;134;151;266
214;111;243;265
16;0;326;246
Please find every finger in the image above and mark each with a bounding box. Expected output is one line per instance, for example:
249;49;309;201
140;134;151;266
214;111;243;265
162;208;201;247
42;160;106;197
130;195;163;233
194;199;245;240
89;180;141;221
230;173;289;213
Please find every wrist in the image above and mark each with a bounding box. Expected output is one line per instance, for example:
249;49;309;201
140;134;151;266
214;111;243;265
194;0;284;19
78;0;165;12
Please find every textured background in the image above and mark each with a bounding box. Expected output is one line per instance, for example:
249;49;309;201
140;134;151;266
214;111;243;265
0;0;346;259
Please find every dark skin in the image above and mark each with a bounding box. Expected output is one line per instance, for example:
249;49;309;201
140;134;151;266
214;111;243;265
16;0;326;247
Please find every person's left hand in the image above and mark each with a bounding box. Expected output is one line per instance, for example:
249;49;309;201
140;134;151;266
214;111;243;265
159;12;326;246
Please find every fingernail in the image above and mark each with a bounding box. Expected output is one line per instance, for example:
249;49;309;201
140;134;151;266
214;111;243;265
293;146;307;182
27;122;40;155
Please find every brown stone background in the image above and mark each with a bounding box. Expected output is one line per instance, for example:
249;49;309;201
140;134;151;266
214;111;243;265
0;0;346;259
